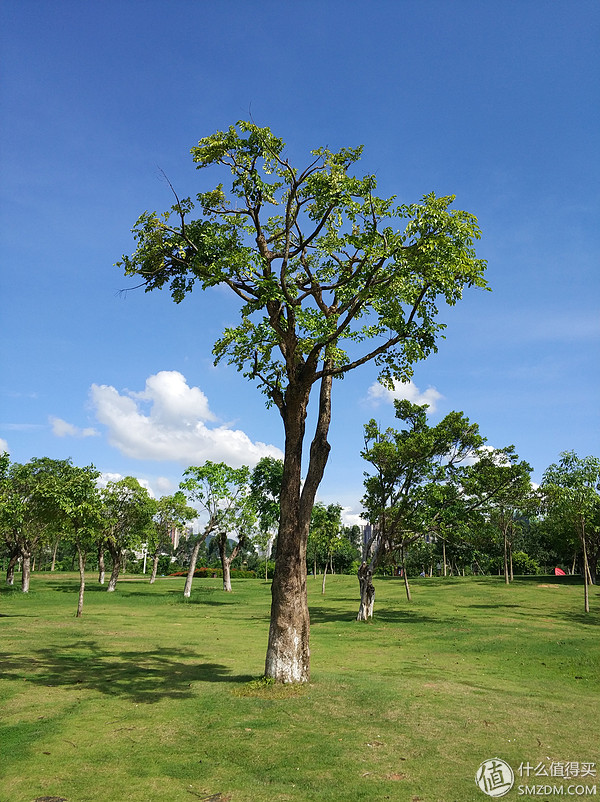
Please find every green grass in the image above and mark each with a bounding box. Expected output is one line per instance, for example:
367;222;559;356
1;573;598;802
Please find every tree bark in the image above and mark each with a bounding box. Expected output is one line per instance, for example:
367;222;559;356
106;543;121;592
582;531;590;614
98;542;105;585
21;551;31;593
50;537;60;571
357;561;375;621
321;560;328;595
6;549;19;585
265;375;331;684
149;550;160;584
183;539;202;598
76;546;86;617
222;557;232;592
401;545;411;602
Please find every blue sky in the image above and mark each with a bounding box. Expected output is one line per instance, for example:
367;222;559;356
1;0;598;523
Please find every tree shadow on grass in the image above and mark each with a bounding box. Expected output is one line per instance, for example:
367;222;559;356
309;604;462;627
0;641;254;703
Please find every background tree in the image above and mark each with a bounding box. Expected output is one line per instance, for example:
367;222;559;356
250;456;283;579
0;457;68;592
119;121;488;681
210;466;256;592
48;460;104;616
359;400;485;618
542;451;600;612
307;502;343;593
147;492;197;584
101;477;156;592
463;447;534;584
180;461;251;596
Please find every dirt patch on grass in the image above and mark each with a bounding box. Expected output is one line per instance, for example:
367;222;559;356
537;584;562;588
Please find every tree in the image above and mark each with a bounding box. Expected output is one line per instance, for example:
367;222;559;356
147;492;197;584
542;451;600;612
101;477;156;592
0;456;67;592
119;121;488;681
463;447;535;584
179;461;251;595
359;400;485;618
47;460;104;616
250;457;283;579
307;502;343;593
213;496;256;592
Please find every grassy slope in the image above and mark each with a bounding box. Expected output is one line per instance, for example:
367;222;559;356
0;573;598;802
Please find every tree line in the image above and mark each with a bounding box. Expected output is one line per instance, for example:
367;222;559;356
2;431;598;620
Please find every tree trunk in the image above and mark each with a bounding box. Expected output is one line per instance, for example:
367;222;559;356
6;549;19;585
98;542;105;585
183;539;202;598
149;550;160;584
357;561;375;620
50;537;60;571
265;375;332;684
106;544;121;592
442;538;447;577
582;534;590;614
21;551;31;593
401;545;411;602
76;546;86;617
222;557;232;592
321;560;328;595
503;528;510;584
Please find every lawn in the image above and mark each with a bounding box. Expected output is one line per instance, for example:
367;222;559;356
0;572;598;802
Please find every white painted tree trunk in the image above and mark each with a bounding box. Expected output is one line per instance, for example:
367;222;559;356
76;547;86;617
222;558;232;592
149;552;160;584
98;543;105;585
21;553;31;593
183;540;202;598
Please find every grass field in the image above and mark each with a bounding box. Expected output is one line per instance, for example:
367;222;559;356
1;572;598;802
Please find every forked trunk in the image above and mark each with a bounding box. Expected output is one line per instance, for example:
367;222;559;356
357;561;375;621
183;539;202;598
76;546;86;617
149;551;160;584
265;374;332;683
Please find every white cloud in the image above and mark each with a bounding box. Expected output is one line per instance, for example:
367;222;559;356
90;370;283;469
50;416;99;438
0;437;9;454
341;507;367;528
366;379;443;412
97;471;160;498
